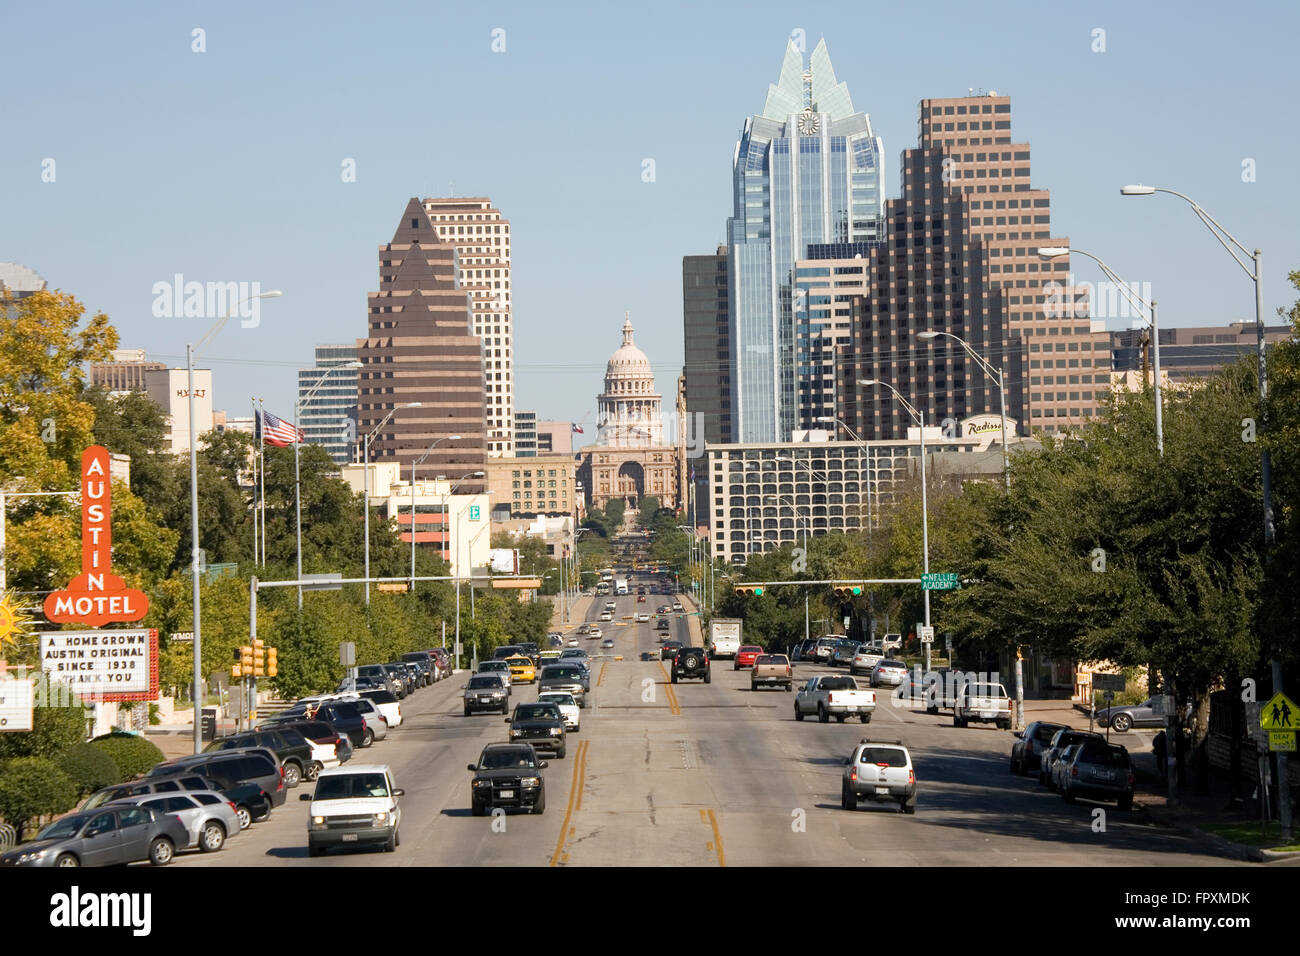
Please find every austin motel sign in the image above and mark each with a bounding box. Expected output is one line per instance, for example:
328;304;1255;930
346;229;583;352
43;446;150;626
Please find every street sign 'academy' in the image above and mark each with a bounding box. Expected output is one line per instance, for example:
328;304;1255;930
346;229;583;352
43;446;150;626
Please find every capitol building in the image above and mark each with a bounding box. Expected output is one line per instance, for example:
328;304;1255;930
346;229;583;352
576;315;682;512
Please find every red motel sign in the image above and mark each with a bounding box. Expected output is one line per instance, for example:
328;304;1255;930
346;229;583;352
43;446;150;626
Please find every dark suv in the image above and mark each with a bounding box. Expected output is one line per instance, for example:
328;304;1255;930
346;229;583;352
505;702;567;758
358;664;403;698
468;743;548;815
203;728;316;786
309;701;373;748
671;647;711;684
147;751;287;808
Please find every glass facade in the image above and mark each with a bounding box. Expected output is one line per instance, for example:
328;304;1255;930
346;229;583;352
298;344;359;464
727;39;885;443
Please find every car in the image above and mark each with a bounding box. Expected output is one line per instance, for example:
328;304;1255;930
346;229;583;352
656;618;670;632
1040;729;1105;788
671;647;710;683
107;790;241;853
505;654;537;684
558;648;591;666
82;773;271;831
660;640;683;660
734;645;764;670
477;660;513;685
1010;721;1070;775
493;644;526;661
637;595;646;603
203;728;316;786
148;751;288;808
260;719;353;770
830;642;861;668
303;764;404;857
849;644;885;676
811;637;839;663
538;663;590;707
1058;740;1136;810
751;654;793;692
599;611;613;622
794;675;876;723
359;689;403;728
335;695;390;741
1093;698;1167;733
402;652;436;686
505;701;567;757
429;647;453;678
952;681;1012;729
468;743;548;815
386;662;417;695
587;626;603;639
464;673;511;715
600;638;615;649
304;700;374;748
537;691;581;733
357;664;403;698
636;612;650;623
549;634;565;648
656;606;670;615
672;602;683;612
870;658;910;688
0;806;190;868
842;739;916;814
567;638;580;647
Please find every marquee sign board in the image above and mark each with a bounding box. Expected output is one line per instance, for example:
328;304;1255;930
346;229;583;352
43;446;150;626
0;676;34;731
39;629;159;702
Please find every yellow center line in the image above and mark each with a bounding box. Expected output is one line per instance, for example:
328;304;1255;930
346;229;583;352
575;739;588;811
549;739;589;866
656;662;681;715
706;808;726;867
597;662;608;687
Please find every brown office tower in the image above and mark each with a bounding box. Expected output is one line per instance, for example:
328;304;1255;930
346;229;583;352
357;198;486;489
838;94;1106;439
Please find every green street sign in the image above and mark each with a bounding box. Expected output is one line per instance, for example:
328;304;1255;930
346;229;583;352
921;573;961;591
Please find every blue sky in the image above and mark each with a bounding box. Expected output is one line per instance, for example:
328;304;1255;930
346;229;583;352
4;0;1297;428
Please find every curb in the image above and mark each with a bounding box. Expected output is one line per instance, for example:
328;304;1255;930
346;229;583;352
1139;802;1274;862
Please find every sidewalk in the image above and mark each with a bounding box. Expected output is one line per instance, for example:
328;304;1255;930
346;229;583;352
551;591;593;631
680;591;704;644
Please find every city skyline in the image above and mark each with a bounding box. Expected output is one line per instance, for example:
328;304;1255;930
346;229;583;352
5;2;1298;430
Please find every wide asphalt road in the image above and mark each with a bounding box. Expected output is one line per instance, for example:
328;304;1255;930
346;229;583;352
176;581;1242;867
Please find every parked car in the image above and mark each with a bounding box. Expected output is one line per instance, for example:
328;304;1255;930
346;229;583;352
360;689;403;728
148;751;287;807
82;773;271;830
842;739;916;814
734;645;764;670
468;743;548;815
107;790;241;853
1093;698;1167;732
203;729;315;787
464;673;511;715
1010;721;1069;775
262;719;353;770
0;806;189;867
505;701;567;757
829;643;861;668
1040;729;1105;788
387;662;417;696
304;764;404;856
358;664;402;698
1059;740;1136;810
401;653;433;687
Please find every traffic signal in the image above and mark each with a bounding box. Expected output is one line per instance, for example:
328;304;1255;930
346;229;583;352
833;585;864;599
266;647;278;678
231;648;243;679
734;585;765;597
253;638;266;677
239;645;253;670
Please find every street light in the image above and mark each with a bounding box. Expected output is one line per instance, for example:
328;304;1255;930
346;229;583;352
361;403;421;605
858;378;933;670
409;438;463;590
188;288;280;754
1122;182;1282;831
916;330;1014;485
295;359;363;608
1036;247;1162;456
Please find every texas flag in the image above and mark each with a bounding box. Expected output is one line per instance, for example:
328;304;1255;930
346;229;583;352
571;423;584;434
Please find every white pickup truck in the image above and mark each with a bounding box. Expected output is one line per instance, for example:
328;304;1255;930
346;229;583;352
794;675;876;724
953;681;1011;729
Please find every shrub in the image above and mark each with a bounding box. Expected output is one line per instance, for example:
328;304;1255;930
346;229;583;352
0;704;89;761
88;732;164;779
0;757;79;840
59;743;122;797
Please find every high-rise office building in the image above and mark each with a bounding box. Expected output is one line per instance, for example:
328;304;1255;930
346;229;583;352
838;93;1099;441
0;263;46;301
357;198;486;490
422;197;513;457
514;410;538;457
726;38;886;443
1111;321;1291;383
298;344;359;464
90;349;168;393
682;245;732;447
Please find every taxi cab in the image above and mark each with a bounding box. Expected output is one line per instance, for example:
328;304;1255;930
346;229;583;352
505;654;537;684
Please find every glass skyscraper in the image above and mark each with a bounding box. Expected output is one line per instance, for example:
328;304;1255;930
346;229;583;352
298;344;359;464
726;38;885;442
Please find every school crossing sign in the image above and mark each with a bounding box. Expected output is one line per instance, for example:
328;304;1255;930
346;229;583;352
1260;692;1299;752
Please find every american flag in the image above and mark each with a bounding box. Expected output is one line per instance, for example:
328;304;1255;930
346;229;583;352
259;409;304;446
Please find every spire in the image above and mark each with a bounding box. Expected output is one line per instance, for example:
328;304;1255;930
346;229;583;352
760;38;856;122
389;197;442;246
621;310;634;346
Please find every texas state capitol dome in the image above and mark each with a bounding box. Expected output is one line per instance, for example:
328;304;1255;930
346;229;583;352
597;313;664;448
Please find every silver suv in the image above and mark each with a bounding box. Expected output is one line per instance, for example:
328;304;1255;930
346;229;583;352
842;739;916;814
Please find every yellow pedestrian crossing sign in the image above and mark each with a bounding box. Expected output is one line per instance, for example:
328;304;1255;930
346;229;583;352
1260;693;1299;730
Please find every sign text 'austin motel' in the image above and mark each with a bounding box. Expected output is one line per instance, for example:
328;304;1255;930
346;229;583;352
43;446;150;626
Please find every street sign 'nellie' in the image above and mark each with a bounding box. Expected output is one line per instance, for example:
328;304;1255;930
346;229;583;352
43;446;149;626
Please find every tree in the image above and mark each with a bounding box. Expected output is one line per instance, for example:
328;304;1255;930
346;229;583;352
0;757;79;840
273;596;347;698
89;733;164;779
0;703;89;761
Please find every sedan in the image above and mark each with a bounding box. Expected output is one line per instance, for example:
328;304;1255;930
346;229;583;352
601;639;615;649
107;791;240;853
871;658;910;688
636;613;650;623
537;691;581;733
660;641;683;661
1093;699;1166;732
733;646;764;670
1010;721;1069;775
0;807;188;867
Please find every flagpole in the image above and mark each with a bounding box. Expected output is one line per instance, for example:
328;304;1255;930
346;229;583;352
258;399;267;567
251;397;259;566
